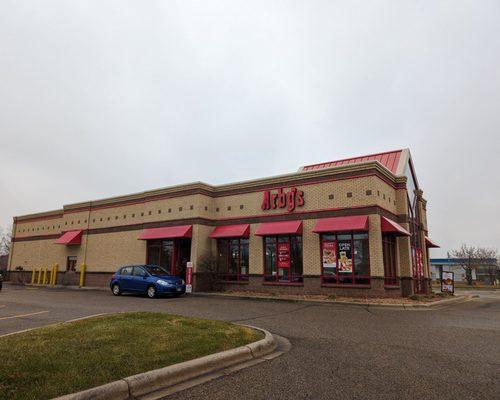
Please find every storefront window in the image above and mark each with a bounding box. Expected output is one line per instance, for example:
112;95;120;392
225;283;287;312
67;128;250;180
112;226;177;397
217;238;249;281
147;240;173;273
321;233;370;285
146;239;191;278
382;234;398;286
264;235;303;283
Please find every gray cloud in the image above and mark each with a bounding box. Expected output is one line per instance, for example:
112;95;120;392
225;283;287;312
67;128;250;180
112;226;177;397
1;0;499;255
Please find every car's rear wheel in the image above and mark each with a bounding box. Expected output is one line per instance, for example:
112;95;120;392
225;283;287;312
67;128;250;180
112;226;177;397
147;285;157;299
111;283;121;296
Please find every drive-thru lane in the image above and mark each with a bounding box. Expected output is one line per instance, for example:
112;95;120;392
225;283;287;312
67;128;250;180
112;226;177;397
1;284;499;399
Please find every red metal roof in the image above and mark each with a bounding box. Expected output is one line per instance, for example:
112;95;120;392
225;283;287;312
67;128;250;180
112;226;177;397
425;236;440;248
138;225;192;240
255;221;303;236
55;230;83;245
380;217;410;236
312;215;369;233
209;224;250;238
302;149;403;174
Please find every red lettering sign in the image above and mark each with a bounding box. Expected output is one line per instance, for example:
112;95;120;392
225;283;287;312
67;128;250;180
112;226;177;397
261;187;304;212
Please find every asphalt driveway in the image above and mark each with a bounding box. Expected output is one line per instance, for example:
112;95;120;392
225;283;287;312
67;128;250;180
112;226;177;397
1;285;499;399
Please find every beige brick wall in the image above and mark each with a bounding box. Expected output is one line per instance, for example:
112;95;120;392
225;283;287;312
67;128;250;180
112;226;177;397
368;214;384;277
190;224;216;271
212;175;398;217
248;224;264;275
11;172;407;276
397;233;413;277
85;231;146;272
302;219;321;275
13;175;400;239
395;188;409;215
10;236;87;272
11;215;393;280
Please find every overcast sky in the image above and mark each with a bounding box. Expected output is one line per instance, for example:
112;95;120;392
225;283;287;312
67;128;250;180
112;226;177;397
1;1;499;256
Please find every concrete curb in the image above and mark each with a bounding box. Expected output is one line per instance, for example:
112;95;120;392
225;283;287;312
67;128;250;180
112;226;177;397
192;292;477;309
52;327;277;400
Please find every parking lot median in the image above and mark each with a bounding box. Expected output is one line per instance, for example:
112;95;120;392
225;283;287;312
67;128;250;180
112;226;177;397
0;312;268;400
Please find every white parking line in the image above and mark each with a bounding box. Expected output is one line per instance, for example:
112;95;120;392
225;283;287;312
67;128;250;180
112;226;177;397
0;310;49;321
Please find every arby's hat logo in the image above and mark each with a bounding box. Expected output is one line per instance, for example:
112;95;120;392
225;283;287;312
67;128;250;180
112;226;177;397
261;187;305;212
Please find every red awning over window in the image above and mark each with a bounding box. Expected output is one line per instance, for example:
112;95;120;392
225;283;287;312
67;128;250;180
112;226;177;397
209;224;250;239
55;230;83;245
380;216;411;236
138;225;192;240
425;236;440;248
255;220;302;236
312;215;369;233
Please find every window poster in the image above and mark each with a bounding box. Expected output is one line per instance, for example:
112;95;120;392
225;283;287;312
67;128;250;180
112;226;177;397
277;242;291;269
338;242;353;273
322;241;337;269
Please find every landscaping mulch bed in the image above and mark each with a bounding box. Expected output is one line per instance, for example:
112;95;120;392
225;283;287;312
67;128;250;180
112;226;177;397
214;291;454;304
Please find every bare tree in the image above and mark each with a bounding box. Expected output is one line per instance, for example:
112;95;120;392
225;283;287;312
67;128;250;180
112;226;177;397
476;247;499;285
451;244;498;286
0;225;12;257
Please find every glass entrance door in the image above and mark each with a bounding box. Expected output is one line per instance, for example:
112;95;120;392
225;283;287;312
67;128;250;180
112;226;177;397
146;239;191;279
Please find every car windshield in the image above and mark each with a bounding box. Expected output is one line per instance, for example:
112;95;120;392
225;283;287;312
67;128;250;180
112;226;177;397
144;265;169;276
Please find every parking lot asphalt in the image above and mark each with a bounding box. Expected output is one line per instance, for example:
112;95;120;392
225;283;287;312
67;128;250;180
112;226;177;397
1;284;499;399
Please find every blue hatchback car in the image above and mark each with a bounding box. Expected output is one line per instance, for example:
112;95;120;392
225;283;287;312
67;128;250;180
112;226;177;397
110;265;186;298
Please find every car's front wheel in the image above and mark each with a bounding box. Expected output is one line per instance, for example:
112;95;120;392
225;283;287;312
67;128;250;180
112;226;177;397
147;285;157;299
111;283;121;296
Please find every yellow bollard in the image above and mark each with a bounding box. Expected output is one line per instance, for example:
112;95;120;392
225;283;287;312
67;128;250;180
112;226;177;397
31;269;36;285
42;267;48;285
37;268;42;285
51;264;59;286
79;263;86;288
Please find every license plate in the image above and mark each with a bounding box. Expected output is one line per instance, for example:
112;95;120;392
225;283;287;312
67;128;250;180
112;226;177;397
176;287;182;292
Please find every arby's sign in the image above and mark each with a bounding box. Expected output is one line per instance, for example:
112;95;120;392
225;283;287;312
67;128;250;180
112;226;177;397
261;187;305;212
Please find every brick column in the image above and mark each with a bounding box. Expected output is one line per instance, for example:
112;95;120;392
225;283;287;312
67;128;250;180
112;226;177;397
397;234;413;297
302;219;321;277
368;214;385;294
248;223;263;275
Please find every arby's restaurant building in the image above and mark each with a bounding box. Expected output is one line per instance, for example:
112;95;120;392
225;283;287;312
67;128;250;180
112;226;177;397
8;149;439;297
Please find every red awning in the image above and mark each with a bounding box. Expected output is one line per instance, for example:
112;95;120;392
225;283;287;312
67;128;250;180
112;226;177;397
425;236;440;248
380;216;411;236
55;230;83;245
138;225;192;240
255;220;302;236
312;215;369;233
209;224;250;238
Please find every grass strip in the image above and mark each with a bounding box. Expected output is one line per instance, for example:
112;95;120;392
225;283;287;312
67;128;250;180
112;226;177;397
0;312;262;400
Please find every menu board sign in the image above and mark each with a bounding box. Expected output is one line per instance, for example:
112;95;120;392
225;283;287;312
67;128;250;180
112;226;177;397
338;242;353;273
322;241;337;269
441;271;454;293
277;242;291;269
